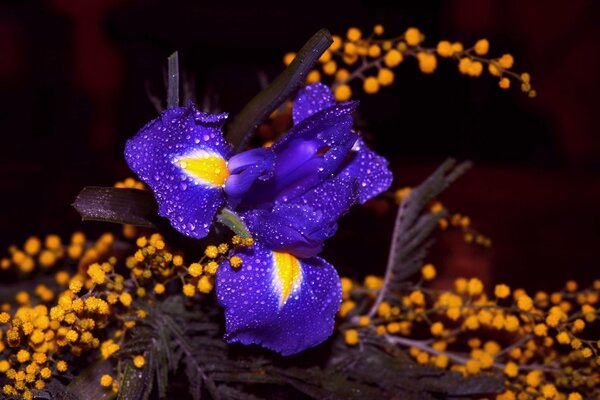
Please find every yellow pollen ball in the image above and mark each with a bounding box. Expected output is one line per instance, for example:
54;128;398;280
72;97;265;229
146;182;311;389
404;27;422;46
204;261;218;275
17;350;30;363
344;329;359;345
344;42;356;56
383;50;403;68
45;235;61;250
468;61;483;77
188;263;202;277
133;355;145;369
421;264;436;280
153;283;165;295
197;276;214;293
436;41;453;57
335;69;350;83
373;24;384;35
498;54;514;69
330;35;342;51
318;50;331;63
581;347;592;358
204;246;219;258
504;362;518;377
55;360;66;372
474;39;489;55
377;68;394;86
323;60;337;76
346;27;361;42
488;63;501;76
182;284;196;297
230;256;242;268
541;384;557;398
517;295;533;311
499;77;510;89
306;70;321;84
100;374;113;387
24;237;41;255
334;85;352;102
283;52;296;66
467;278;483;296
367;45;381;58
494;284;511;298
339;300;355;317
430;322;444;336
119;292;132;307
363;77;380;94
417;52;437;74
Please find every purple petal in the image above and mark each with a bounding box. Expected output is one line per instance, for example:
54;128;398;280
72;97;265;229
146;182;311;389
224;147;275;202
124;102;231;238
237;102;358;209
292;83;335;124
341;138;393;203
240;176;357;258
216;243;342;356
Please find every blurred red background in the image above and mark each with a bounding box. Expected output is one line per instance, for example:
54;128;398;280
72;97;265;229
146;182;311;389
0;0;598;291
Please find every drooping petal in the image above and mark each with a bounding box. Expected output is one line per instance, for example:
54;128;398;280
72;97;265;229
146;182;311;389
124;102;231;239
241;205;333;258
341;138;393;203
216;243;342;356
292;83;335;125
240;176;358;258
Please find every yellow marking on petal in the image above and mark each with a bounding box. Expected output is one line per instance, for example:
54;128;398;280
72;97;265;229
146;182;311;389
272;251;302;307
175;151;229;187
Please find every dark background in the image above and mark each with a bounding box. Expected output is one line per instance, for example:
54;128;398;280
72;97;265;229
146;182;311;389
0;0;598;291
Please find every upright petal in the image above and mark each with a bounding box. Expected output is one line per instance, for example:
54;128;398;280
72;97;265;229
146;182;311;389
237;102;358;209
341;138;393;203
224;147;275;205
216;243;342;356
292;83;335;124
124;102;231;238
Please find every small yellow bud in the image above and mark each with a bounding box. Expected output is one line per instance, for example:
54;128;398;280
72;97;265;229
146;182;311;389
436;41;453;57
133;355;145;368
334;85;352;102
100;374;113;387
283;52;296;66
377;68;394;86
346;27;361;42
383;50;403;68
363;76;380;94
229;256;242;268
344;329;359;345
404;27;422;46
421;264;436;280
417;52;437;74
474;39;489;55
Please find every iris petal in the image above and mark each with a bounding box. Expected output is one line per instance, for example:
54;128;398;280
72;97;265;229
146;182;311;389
216;242;342;355
224;148;275;203
238;101;358;209
124;102;231;239
292;82;335;124
341;138;393;203
241;176;358;257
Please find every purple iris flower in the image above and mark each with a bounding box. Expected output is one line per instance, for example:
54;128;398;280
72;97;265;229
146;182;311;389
125;83;392;355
